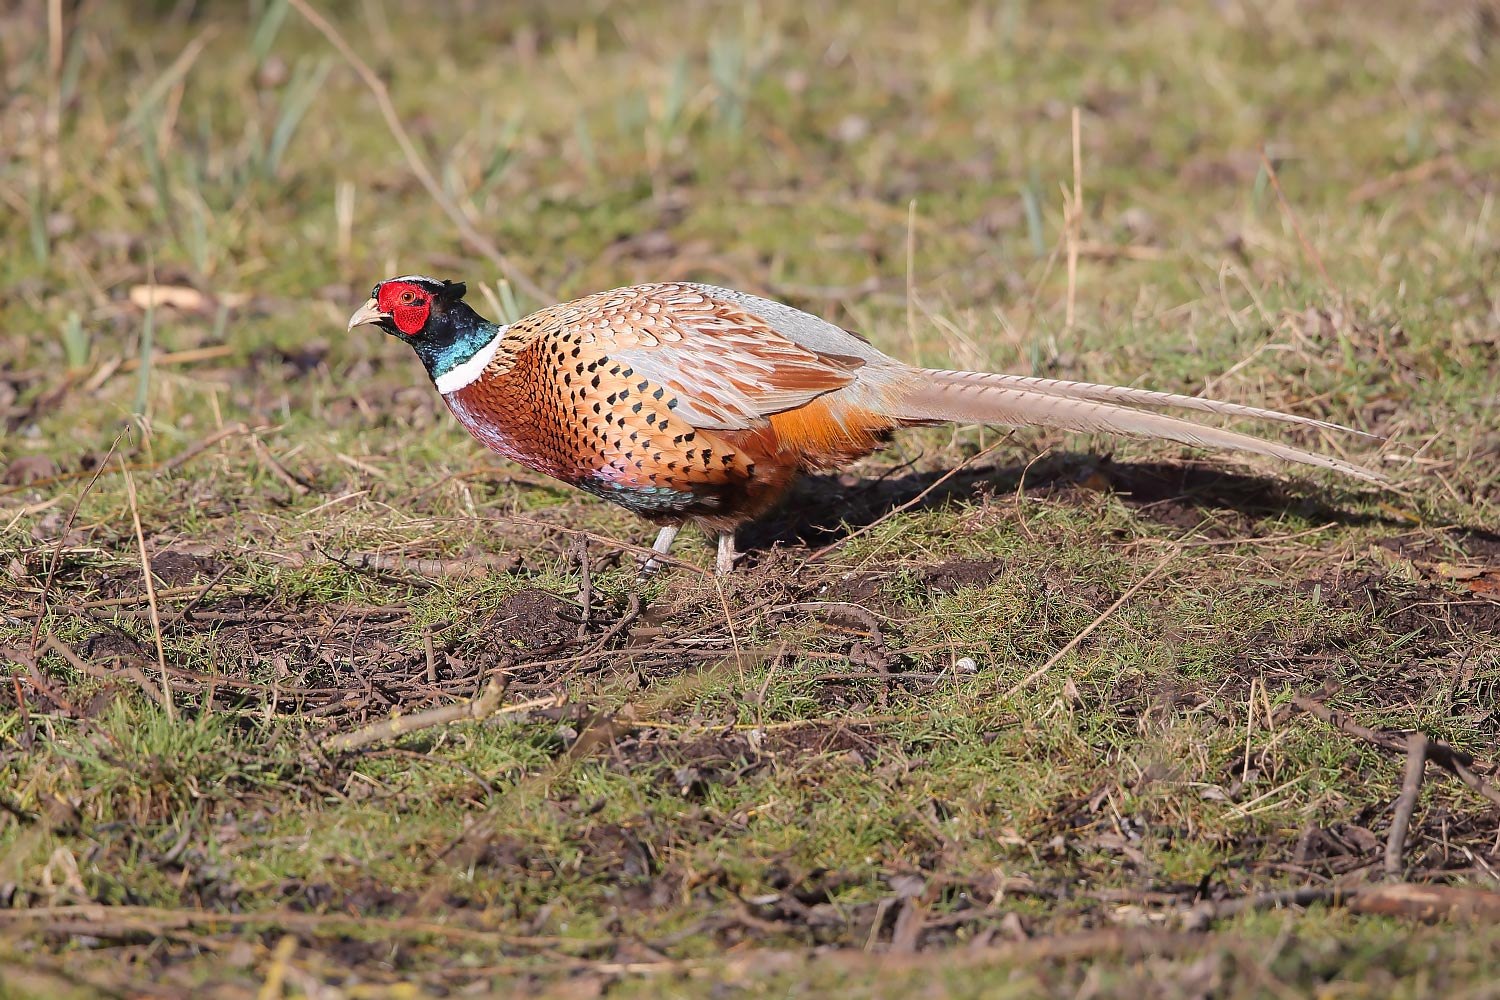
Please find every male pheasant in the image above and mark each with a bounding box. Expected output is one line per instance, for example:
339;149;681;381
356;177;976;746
349;276;1385;573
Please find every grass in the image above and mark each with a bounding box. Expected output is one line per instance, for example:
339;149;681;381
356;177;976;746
2;0;1500;996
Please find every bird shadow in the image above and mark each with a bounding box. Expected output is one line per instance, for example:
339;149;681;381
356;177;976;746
738;450;1419;558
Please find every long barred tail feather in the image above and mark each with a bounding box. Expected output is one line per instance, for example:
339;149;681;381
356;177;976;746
894;369;1387;485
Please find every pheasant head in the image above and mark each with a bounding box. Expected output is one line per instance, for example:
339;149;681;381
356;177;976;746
347;276;499;386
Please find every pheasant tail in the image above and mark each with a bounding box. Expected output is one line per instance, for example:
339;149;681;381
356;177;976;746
892;369;1388;485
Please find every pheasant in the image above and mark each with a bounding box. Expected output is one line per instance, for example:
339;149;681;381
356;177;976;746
348;276;1385;573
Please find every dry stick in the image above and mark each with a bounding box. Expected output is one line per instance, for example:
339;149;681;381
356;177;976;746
999;545;1180;700
323;681;561;753
41;632;171;711
26;426;126;650
0;904;605;949
171;563;235;621
9;584;253;616
322;547;521;580
573;535;592;640
162;421;253;471
285;0;550;305
257;935;297;1000
1;645;81;717
116;344;236;374
496;515;715;577
582;592;643;656
248;434;309;495
1292;695;1500;809
1347;154;1459;204
1186;882;1500;929
905;198;919;360
1386;732;1429;879
416;928;1206;982
119;458;173;720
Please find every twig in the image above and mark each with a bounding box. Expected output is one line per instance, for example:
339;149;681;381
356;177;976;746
27;427;126;649
1185;882;1500;930
322;678;561;753
573;536;592;640
1291;695;1500;809
1291;694;1407;752
494;515;715;577
0;903;607;949
584;592;642;655
776;602;888;641
635;713;910;734
0;423;266;501
162;421;254;471
172;563;235;621
41;632;171;711
1386;733;1429;879
998;545;1180;699
422;628;437;685
7;584;254;616
1347;155;1460;204
285;0;550;305
120;457;173;719
0;645;81;716
248;434;309;495
1348;882;1500;922
320;547;520;580
905;198;919;360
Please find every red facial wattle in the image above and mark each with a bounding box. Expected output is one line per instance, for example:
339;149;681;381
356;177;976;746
376;282;431;336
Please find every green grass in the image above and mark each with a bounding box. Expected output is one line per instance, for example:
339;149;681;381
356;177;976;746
2;0;1500;996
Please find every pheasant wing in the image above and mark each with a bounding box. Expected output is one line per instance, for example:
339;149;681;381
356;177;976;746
600;284;864;430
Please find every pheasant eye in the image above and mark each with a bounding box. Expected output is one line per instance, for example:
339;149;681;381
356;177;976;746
399;290;416;304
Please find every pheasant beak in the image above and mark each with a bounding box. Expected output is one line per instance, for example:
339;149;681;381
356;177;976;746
346;297;388;332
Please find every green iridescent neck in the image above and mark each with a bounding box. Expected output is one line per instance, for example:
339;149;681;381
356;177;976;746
408;299;503;383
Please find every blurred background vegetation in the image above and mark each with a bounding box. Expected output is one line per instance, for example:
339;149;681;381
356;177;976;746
2;1;1499;996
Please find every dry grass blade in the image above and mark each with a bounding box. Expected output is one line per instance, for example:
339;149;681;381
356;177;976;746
323;547;521;580
248;434;309;495
120;457;173;719
0;904;610;949
162;421;254;471
1260;147;1339;301
998;545;1181;700
1064;105;1082;333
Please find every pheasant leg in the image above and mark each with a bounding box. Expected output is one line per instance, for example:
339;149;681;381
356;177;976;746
715;531;739;575
640;524;680;575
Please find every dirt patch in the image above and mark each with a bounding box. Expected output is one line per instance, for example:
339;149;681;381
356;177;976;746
1375;527;1500;566
150;550;222;587
608;731;764;798
491;588;578;651
920;558;1006;594
1303;568;1500;640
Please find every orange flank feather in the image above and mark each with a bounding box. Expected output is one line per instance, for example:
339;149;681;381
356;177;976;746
701;398;901;529
763;398;896;465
